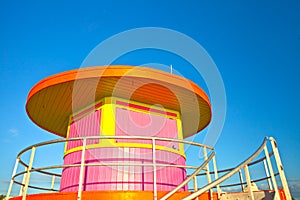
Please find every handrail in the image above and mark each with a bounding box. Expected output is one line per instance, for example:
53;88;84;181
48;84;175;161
17;135;213;157
13;136;213;190
11;161;202;193
7;135;213;198
248;151;274;166
11;162;202;193
182;137;268;200
6;136;291;200
160;151;215;200
194;151;274;177
17;135;213;169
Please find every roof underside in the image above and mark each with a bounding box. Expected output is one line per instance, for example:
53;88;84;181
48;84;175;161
26;66;211;138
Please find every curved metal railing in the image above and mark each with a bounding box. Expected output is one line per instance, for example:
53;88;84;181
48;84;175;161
191;151;276;190
181;137;292;200
5;136;292;200
6;136;214;200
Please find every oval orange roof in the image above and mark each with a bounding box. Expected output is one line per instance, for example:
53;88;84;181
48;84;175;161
26;66;211;138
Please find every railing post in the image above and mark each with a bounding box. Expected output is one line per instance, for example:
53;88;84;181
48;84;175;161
161;152;216;200
263;159;273;190
19;167;27;196
6;158;19;199
212;155;221;199
238;169;244;191
77;138;87;200
51;175;56;191
203;147;213;200
264;145;280;200
193;176;199;200
244;165;254;200
270;137;292;200
22;146;36;200
152;138;157;200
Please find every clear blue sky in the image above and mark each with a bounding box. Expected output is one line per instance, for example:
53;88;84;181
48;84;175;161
1;0;299;197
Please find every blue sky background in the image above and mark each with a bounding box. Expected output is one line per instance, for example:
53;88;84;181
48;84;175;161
0;0;299;198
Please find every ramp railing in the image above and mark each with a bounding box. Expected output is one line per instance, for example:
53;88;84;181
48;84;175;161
181;137;292;200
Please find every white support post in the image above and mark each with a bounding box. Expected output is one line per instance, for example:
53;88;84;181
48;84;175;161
6;158;19;199
19;167;27;196
193;176;199;200
212;155;221;199
263;159;273;190
244;165;254;200
264;145;280;200
203;147;213;200
77;138;87;200
152;138;157;200
270;137;292;200
238;170;244;191
22;146;36;200
51;175;56;191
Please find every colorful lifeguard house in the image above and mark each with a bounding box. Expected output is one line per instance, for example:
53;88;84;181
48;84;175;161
6;66;292;200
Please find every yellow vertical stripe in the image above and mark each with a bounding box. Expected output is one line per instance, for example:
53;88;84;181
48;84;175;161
176;118;185;156
100;98;116;146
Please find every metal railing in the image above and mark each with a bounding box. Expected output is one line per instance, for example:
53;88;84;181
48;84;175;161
6;136;292;200
6;135;213;200
181;137;292;200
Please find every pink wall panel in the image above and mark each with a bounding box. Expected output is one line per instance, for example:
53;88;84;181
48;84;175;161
66;109;101;151
115;108;179;150
60;147;187;192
